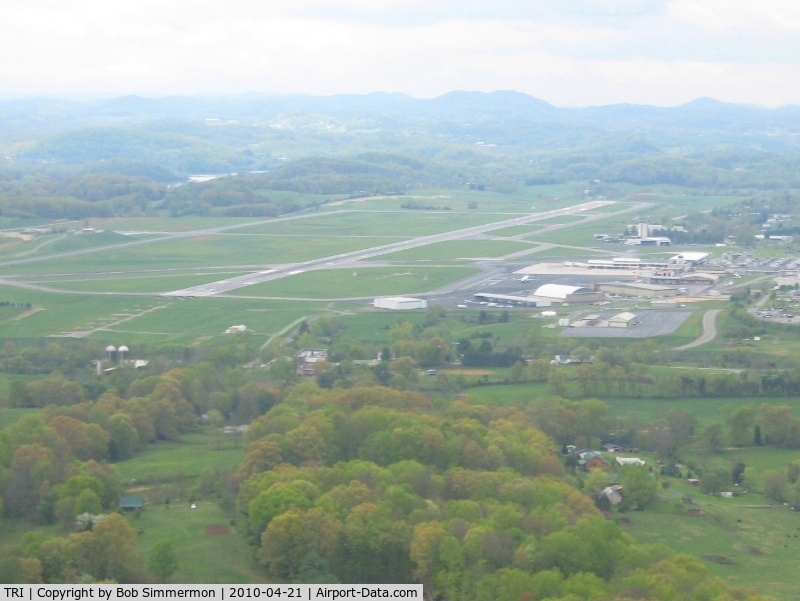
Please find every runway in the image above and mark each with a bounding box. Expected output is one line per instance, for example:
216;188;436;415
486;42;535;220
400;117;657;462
161;200;615;297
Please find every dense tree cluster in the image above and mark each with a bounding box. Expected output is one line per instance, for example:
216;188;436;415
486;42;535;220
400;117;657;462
0;368;206;524
235;384;771;600
0;512;145;583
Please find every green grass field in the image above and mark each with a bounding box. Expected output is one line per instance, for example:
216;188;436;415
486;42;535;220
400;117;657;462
92;216;267;232
531;216;632;246
618;485;800;600
0;234;401;276
134;503;263;583
0;286;325;344
234;266;479;299
1;231;130;258
379;239;534;261
323;188;592;214
116;431;246;483
82;298;323;345
114;429;261;582
489;225;545;237
525;246;610;260
29;271;253;294
236;210;501;237
0;407;39;428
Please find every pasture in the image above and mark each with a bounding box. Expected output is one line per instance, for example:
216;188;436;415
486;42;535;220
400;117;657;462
134;503;262;583
114;429;257;583
464;379;800;427
116;430;245;483
618;487;800;600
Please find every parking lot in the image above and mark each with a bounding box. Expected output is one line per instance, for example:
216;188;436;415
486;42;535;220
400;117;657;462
560;309;693;338
708;252;800;273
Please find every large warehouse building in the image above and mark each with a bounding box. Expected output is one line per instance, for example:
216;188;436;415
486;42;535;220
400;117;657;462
373;297;428;310
473;293;551;307
532;284;604;304
598;282;677;298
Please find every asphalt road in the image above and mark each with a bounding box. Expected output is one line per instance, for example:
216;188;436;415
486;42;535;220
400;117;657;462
672;308;723;350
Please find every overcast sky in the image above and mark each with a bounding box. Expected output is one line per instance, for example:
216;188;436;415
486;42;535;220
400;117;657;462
3;0;800;107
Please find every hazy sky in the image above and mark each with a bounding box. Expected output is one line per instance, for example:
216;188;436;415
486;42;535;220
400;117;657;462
3;0;800;106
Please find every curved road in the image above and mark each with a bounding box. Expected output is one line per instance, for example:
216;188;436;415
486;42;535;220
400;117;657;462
673;309;723;350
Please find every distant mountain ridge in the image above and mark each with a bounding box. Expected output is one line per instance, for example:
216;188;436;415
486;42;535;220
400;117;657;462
2;91;799;138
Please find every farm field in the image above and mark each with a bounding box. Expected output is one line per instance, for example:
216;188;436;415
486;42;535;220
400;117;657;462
618;489;800;600
234;266;480;299
463;380;800;425
461;383;550;406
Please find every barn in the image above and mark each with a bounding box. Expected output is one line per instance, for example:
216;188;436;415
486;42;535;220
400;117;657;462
609;312;637;328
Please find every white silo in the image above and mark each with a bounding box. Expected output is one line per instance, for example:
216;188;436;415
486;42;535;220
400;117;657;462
105;345;117;362
118;345;129;360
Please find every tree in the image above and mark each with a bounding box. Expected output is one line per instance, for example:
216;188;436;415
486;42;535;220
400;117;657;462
731;461;746;485
293;551;339;584
510;361;526;383
73;489;102;517
571;346;592;363
258;508;342;578
728;404;756;446
700;469;730;496
69;513;144;582
148;539;179;583
762;470;788;502
547;371;569;398
373;362;391;386
107;414;140;460
620;466;657;509
585;468;609;493
702;423;725;453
